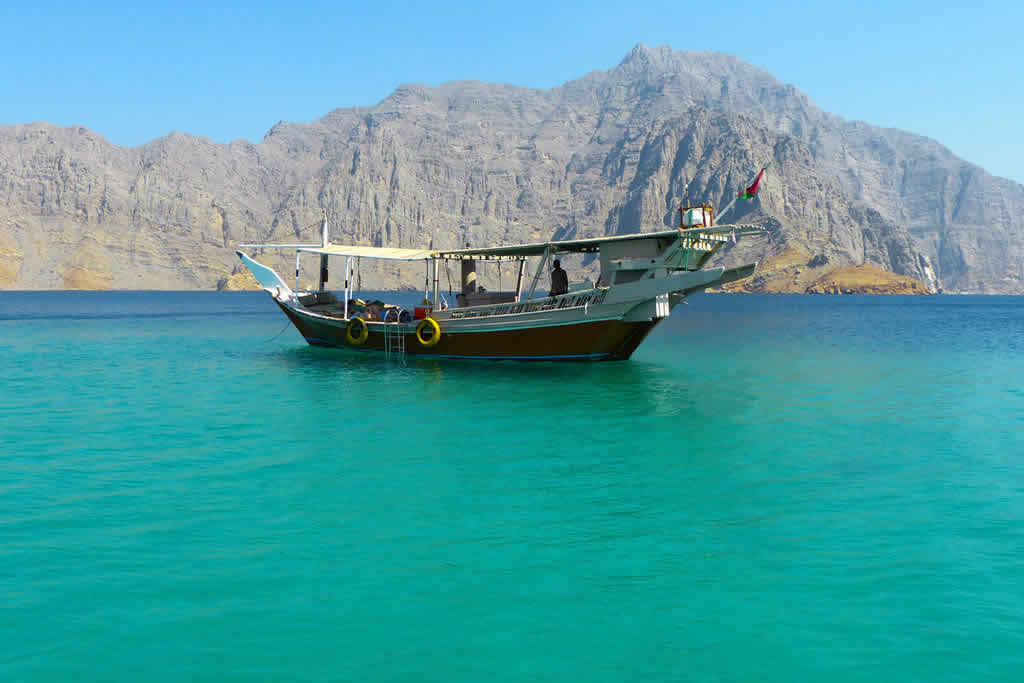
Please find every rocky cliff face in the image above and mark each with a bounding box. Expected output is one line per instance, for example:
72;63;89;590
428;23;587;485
2;44;1022;292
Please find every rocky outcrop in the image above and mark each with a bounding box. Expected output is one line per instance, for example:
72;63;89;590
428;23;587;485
803;265;930;295
1;45;1022;292
216;267;260;291
0;228;23;287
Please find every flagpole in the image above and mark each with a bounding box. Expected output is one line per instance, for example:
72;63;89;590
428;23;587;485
714;164;768;225
714;196;739;225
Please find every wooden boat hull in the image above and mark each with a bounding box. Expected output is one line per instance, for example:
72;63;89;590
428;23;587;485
276;300;660;361
236;244;762;362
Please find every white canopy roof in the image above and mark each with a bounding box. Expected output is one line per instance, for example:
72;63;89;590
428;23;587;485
298;244;435;261
433;224;764;260
240;224;766;262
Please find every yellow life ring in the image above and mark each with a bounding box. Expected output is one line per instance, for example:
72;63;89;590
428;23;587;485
345;317;369;346
415;317;441;348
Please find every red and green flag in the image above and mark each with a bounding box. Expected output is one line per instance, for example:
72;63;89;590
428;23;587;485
737;165;768;200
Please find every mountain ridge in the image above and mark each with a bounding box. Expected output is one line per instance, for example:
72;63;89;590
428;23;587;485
1;43;1021;292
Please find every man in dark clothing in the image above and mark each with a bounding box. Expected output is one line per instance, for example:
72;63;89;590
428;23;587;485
549;259;569;297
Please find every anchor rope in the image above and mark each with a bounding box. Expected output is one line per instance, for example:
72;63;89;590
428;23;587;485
263;319;293;344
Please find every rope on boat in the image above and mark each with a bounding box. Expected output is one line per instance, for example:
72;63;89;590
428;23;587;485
263;319;293;344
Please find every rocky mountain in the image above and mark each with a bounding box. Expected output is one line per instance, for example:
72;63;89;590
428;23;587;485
2;44;1022;293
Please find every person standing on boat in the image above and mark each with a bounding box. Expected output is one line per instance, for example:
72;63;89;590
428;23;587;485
549;259;568;297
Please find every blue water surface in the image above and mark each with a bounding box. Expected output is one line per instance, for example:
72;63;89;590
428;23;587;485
1;291;1022;682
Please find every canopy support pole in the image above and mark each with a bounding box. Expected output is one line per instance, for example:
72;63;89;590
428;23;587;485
344;256;351;319
514;259;526;301
524;246;552;301
432;259;440;309
319;254;328;292
295;251;300;292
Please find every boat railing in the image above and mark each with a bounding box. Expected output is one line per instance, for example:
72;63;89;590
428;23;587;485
446;289;608;320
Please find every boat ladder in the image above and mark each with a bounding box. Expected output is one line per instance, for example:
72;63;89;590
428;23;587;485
383;323;407;359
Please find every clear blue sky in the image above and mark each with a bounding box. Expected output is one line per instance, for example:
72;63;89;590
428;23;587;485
2;0;1022;184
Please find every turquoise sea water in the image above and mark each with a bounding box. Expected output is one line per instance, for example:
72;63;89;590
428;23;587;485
2;291;1023;681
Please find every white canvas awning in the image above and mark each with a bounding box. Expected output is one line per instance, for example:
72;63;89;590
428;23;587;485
239;223;767;262
297;244;435;261
433;225;764;260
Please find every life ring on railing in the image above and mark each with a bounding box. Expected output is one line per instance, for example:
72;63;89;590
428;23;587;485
415;317;441;348
345;317;369;346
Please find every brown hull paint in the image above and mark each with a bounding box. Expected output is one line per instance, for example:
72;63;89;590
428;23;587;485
276;301;660;360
